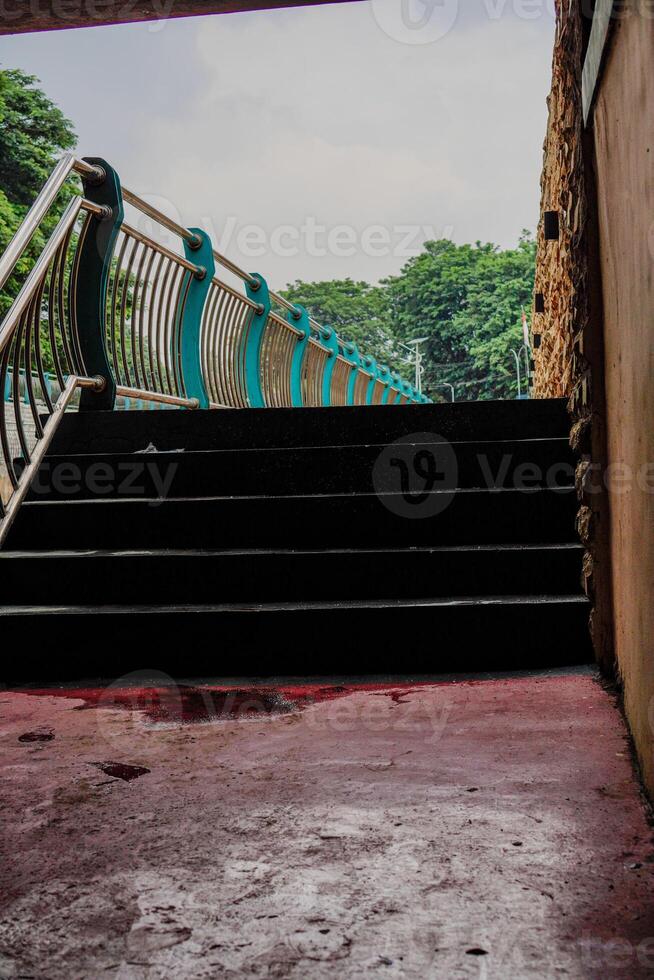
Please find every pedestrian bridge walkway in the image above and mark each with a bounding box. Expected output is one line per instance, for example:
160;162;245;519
0;154;425;546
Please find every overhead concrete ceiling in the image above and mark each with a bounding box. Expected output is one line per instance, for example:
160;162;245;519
0;0;353;35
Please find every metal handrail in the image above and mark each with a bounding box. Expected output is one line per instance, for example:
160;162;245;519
120;222;205;277
0;373;105;548
211;242;338;343
115;385;199;410
122;188;202;250
117;185;422;407
0;198;84;354
0;155;104;293
0;153;426;544
0;161;425;409
118;184;421;389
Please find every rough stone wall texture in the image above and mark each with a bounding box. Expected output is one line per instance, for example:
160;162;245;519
534;0;615;677
533;2;587;401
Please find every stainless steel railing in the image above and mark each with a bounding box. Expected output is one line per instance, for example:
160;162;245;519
0;154;425;544
119;187;417;410
0;167;112;544
201;275;259;408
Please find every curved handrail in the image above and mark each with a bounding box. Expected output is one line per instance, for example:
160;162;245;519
0;155;104;293
0;154;428;542
119;184;400;366
0;184;111;542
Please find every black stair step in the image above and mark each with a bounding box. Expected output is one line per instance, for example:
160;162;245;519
5;487;578;552
48;399;571;455
27;438;575;501
0;595;592;683
0;544;584;605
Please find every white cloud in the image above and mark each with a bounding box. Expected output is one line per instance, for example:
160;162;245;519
2;1;554;287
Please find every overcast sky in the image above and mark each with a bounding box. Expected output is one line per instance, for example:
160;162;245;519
1;0;555;290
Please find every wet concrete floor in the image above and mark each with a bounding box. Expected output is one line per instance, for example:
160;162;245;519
1;668;653;978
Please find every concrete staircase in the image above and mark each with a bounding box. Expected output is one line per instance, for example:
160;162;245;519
0;398;592;680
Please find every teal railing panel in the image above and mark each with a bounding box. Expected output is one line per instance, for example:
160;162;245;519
74;157;124;411
287;305;312;408
180;228;215;409
320;326;339;407
244;273;271;408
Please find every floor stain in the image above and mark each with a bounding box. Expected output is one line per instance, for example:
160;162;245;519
14;683;421;727
91;762;151;782
18;729;54;743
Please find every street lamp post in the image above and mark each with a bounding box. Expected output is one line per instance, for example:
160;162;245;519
510;348;523;399
432;382;455;403
522;344;531;391
404;338;429;396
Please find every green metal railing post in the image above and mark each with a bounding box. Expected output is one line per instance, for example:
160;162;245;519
287;304;311;407
180;228;214;409
74;157;123;411
377;364;391;403
343;344;361;405
383;370;399;405
320;326;339;407
244;273;271;408
363;357;378;405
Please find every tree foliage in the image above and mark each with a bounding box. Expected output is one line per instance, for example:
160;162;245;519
0;69;77;326
279;278;404;372
281;236;535;401
0;68;75;206
385;235;535;400
0;69;537;402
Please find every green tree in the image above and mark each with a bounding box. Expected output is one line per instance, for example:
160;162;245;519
0;69;77;336
461;235;536;400
0;68;75;206
385;239;488;395
385;236;535;401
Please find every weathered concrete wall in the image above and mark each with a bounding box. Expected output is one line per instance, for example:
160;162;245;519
592;11;654;797
535;2;654;798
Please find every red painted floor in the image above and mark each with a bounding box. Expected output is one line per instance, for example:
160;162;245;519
1;668;653;977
